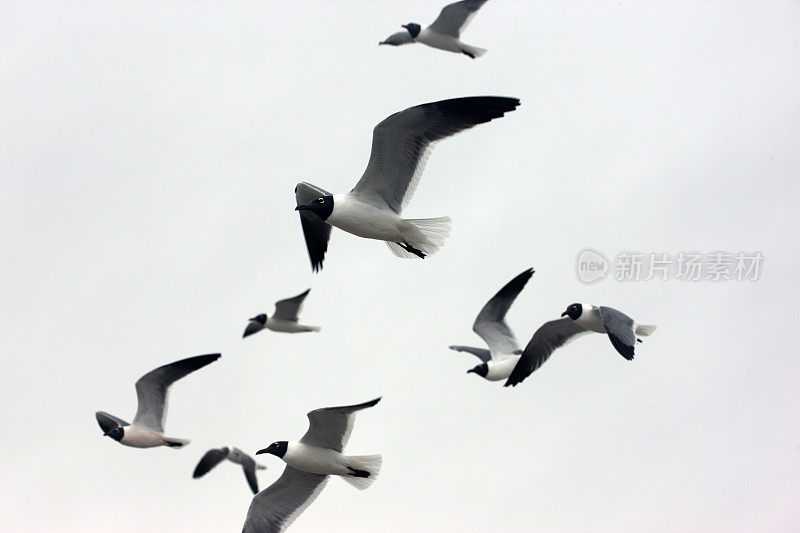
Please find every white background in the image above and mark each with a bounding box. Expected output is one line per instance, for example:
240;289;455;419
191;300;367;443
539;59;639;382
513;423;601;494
2;1;799;531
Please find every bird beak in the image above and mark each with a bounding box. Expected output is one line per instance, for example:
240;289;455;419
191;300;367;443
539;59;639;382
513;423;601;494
295;203;312;211
255;448;269;455
466;368;476;374
561;311;568;317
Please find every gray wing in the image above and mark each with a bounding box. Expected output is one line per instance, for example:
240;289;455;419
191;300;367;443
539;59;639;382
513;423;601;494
295;182;332;272
133;353;221;432
273;289;310;322
504;318;591;387
242;320;263;338
598;306;637;360
380;30;414;46
95;411;129;434
350;96;520;214
429;0;489;37
448;345;491;363
193;447;230;479
242;466;328;533
235;449;261;495
472;268;534;357
300;397;381;452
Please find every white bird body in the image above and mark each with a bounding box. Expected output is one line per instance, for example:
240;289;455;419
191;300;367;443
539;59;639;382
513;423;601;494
416;27;465;53
265;318;319;334
119;426;186;448
574;303;654;337
282;442;353;476
327;194;407;242
574;304;607;333
483;356;522;381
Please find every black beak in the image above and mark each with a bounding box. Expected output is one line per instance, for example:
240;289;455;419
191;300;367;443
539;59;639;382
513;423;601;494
561;311;568;317
295;204;312;211
466;368;476;374
255;448;269;455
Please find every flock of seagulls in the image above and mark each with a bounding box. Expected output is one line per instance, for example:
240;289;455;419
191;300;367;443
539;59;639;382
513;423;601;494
95;2;658;531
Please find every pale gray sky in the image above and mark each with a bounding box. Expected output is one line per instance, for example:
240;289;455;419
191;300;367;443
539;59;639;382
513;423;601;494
2;1;799;532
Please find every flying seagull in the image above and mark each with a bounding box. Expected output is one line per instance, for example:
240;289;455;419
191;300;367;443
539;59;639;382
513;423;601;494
95;353;221;448
450;267;533;381
193;446;267;494
242;398;382;532
380;0;489;59
504;304;657;387
295;96;520;272
243;289;320;337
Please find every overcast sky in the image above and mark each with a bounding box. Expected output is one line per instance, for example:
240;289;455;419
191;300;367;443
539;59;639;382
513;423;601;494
2;1;799;532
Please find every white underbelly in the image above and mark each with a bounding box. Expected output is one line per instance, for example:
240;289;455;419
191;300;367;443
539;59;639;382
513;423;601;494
267;318;309;333
577;310;606;334
328;197;404;242
485;355;522;381
121;426;166;448
284;443;348;476
417;29;462;53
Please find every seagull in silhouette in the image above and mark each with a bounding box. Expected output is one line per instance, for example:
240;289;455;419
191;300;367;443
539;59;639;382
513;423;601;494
380;0;489;59
243;289;319;337
95;353;221;448
295;96;520;271
450;268;533;381
193;446;266;494
242;398;382;532
504;304;656;387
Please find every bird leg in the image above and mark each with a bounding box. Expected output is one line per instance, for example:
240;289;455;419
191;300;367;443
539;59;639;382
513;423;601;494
398;241;426;259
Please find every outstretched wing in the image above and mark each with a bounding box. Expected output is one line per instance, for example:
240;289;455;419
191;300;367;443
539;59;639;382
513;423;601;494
193;447;230;479
598;306;637;360
472;268;533;357
242;466;328;533
295;182;332;272
133;353;221;432
95;411;130;434
449;345;492;362
273;289;310;322
350;96;519;214
430;0;489;37
236;451;261;495
504;318;590;387
300;397;381;452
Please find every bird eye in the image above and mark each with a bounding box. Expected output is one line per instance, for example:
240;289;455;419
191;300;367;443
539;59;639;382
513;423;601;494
316;197;324;203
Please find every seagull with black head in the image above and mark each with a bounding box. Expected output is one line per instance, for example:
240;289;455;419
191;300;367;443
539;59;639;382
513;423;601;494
294;96;520;271
380;0;489;59
95;353;220;448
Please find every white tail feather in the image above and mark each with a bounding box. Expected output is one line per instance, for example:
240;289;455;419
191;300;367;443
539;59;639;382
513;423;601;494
461;44;487;58
341;454;382;490
386;216;451;259
635;324;657;336
164;437;190;448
